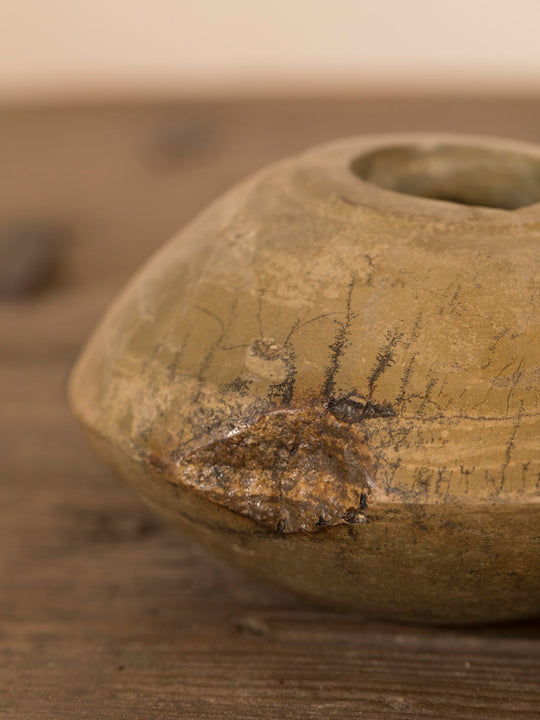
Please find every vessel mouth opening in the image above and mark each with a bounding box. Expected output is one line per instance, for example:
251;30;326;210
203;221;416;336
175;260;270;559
351;144;540;210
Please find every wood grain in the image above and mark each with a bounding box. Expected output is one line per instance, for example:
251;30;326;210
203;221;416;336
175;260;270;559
1;98;539;719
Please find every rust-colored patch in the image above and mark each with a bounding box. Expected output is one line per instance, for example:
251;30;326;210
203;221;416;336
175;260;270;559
147;452;169;471
173;405;375;532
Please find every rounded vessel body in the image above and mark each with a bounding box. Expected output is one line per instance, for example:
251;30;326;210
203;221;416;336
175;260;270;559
70;133;540;623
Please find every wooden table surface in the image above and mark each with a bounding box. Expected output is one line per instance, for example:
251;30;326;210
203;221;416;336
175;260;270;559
1;98;539;719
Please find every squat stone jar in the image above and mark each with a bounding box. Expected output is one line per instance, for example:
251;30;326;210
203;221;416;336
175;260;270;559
70;133;540;623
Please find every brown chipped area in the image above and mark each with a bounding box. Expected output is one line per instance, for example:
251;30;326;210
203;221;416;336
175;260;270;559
170;406;374;533
250;338;283;360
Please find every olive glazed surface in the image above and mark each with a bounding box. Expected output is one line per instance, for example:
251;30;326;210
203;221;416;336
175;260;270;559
70;133;540;623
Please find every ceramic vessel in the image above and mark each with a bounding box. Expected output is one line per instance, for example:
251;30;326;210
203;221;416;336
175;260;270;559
69;133;540;623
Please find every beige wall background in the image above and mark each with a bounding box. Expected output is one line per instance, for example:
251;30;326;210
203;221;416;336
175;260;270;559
1;0;539;100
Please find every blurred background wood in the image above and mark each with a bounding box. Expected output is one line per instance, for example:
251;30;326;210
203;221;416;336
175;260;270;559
1;97;540;719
